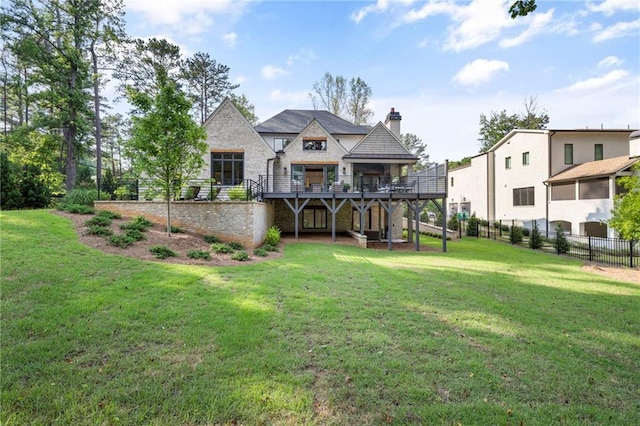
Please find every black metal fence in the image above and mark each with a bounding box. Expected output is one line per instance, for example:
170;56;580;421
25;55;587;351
457;218;638;268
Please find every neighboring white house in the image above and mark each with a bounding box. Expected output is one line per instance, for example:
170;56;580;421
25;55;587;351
448;129;638;237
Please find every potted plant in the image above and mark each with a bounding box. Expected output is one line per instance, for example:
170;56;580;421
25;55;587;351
343;182;351;192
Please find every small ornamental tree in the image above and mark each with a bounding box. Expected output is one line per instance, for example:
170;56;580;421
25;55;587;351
126;67;207;236
553;224;570;254
466;213;479;237
528;221;543;249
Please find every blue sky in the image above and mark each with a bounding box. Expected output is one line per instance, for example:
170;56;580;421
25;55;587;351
122;0;640;163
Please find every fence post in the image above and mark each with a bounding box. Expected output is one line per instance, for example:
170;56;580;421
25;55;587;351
499;220;502;237
631;240;635;268
476;220;479;238
588;236;593;262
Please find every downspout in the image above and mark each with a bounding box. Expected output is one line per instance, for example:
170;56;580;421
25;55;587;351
266;155;277;193
546;131;555;236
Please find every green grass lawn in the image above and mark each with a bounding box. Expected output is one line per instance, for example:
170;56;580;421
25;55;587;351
2;210;639;425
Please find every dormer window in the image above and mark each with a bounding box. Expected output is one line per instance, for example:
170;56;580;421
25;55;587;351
303;139;326;151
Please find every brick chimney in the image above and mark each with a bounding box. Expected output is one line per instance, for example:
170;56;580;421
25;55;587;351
385;107;401;138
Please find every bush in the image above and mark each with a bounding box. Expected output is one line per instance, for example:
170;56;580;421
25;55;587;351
231;250;250;261
522;227;531;237
0;152;23;210
228;185;247;200
228;241;244;250
466;214;479;237
108;234;136;248
124;229;145;241
96;210;121;219
447;215;459;231
170;226;184;233
203;235;222;244
553;224;570;254
64;188;97;206
86;225;113;237
114;186;131;201
20;164;51;208
261;244;279;252
509;226;524;244
85;215;112;227
253;248;268;257
131;216;153;229
211;243;233;254
529;222;543;249
187;249;211;260
264;225;281;246
150;245;177;259
61;204;95;214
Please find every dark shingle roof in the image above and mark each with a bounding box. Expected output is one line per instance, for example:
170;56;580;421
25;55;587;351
255;110;371;135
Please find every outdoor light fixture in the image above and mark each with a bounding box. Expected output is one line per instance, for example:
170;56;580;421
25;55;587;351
342;167;346;174
284;167;288;175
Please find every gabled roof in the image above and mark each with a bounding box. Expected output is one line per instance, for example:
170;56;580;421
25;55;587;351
255;109;371;135
344;122;417;161
282;118;349;155
546;156;639;183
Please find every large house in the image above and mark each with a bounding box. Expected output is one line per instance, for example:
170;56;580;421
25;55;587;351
191;99;447;249
448;129;639;237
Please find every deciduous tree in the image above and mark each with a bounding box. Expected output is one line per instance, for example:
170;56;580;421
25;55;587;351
478;96;548;152
229;93;258;126
125;67;207;236
401;133;429;170
347;77;373;125
608;164;640;242
309;72;374;125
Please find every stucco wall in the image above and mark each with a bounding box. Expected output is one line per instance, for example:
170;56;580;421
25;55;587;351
550;132;630;176
94;200;274;248
447;154;489;219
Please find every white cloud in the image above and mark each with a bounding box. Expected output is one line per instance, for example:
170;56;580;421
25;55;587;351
588;0;640;15
261;65;289;80
127;0;250;33
500;9;554;48
598;56;623;68
269;89;309;105
453;59;509;86
593;19;640;42
351;0;414;23
563;69;630;92
223;32;237;48
286;49;317;67
234;75;248;85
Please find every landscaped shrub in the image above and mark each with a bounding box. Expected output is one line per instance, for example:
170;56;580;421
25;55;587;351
20;164;51;208
85;215;112;227
96;210;121;219
522;227;531;237
447;215;459;231
261;244;279;252
170;226;184;233
132;216;153;229
253;248;268;257
228;241;244;250
61;204;95;214
108;234;136;248
231;250;250;261
203;235;221;244
187;249;211;260
529;222;543;249
113;186;131;200
264;225;281;246
227;185;247;200
64;189;97;206
150;245;177;259
553;224;570;254
124;229;145;241
86;225;113;237
509;226;524;244
211;243;233;254
466;214;479;237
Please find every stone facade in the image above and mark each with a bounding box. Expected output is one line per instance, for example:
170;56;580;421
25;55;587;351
95;200;274;248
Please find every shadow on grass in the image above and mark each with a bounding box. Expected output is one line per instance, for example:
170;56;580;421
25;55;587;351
2;211;639;425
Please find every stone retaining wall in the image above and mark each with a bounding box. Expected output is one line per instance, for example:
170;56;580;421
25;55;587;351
94;200;274;248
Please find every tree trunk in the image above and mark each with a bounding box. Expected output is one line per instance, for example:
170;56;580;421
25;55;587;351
91;38;102;197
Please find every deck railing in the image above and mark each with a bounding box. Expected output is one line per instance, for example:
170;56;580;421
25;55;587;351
258;172;446;195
